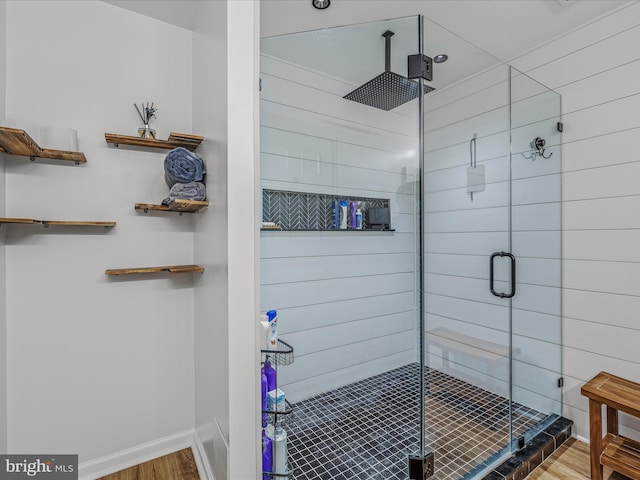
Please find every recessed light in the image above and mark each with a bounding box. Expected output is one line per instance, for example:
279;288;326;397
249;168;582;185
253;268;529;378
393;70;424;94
433;54;448;63
312;0;331;9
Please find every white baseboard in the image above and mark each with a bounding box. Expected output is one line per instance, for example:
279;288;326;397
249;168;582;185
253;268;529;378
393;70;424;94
576;433;589;444
78;429;195;480
192;429;215;480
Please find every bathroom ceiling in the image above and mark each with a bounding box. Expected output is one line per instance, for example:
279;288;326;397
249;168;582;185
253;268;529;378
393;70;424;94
260;0;633;63
260;16;502;93
102;0;632;64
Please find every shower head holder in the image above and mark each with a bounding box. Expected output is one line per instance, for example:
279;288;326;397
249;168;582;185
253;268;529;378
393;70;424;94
523;136;552;161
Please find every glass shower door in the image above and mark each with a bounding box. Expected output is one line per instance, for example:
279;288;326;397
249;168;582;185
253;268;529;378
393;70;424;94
421;46;563;480
509;66;563;441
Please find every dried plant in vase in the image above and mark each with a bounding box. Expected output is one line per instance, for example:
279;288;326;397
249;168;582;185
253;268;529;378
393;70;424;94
134;102;158;139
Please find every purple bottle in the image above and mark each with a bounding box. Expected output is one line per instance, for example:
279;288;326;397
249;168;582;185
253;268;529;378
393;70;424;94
262;428;273;479
264;356;277;393
261;367;268;422
350;201;357;229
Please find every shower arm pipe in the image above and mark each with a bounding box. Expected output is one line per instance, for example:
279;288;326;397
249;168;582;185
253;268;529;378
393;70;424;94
382;30;394;72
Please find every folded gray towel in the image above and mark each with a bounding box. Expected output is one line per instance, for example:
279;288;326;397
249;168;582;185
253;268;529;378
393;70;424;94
164;147;206;188
162;181;206;204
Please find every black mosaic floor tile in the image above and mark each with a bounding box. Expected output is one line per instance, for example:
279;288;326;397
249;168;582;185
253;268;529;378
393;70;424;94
287;364;549;480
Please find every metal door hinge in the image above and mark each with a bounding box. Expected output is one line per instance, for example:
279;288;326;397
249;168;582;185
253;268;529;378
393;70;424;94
408;54;433;81
558;377;564;388
409;452;434;480
557;122;563;132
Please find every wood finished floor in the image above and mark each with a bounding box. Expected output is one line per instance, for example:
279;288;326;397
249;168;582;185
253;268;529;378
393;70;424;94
529;438;630;480
97;448;199;480
93;437;632;480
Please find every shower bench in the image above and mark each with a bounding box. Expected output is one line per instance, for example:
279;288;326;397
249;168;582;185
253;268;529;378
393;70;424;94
425;327;519;398
581;371;640;480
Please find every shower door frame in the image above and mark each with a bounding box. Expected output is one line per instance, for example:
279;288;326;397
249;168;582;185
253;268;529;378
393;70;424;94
417;14;427;462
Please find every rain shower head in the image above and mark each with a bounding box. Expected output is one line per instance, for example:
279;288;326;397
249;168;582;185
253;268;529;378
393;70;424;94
343;70;435;111
343;30;435;111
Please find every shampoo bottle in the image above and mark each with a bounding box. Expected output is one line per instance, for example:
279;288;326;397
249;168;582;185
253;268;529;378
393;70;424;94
263;357;277;393
339;200;348;229
356;208;363;229
350;201;356;229
333;200;340;229
261;367;268;422
262;429;273;479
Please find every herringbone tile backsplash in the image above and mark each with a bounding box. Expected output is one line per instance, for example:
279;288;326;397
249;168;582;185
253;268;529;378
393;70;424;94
262;189;390;230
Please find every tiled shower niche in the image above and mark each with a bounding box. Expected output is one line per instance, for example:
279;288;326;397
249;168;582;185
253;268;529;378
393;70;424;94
262;189;391;231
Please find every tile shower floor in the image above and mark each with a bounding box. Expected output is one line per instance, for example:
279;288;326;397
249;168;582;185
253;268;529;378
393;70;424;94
287;364;550;480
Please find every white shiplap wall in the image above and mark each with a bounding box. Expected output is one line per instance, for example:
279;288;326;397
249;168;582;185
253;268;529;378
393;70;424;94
511;1;640;440
423;62;563;417
260;54;419;402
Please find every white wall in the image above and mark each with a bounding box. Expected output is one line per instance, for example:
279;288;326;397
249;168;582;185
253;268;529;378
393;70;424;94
192;1;230;479
226;1;260;478
0;0;6;456
511;1;640;441
5;0;195;462
193;3;262;479
259;51;419;402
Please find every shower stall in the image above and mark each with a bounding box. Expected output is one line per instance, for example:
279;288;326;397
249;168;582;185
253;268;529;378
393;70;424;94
260;15;563;480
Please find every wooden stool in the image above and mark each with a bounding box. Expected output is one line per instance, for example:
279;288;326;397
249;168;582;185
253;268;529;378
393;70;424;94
581;371;640;480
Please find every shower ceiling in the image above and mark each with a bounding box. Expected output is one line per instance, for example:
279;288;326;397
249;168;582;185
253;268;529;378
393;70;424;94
260;1;631;62
261;17;501;96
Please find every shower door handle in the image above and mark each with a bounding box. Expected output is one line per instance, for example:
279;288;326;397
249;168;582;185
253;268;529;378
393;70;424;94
490;251;516;298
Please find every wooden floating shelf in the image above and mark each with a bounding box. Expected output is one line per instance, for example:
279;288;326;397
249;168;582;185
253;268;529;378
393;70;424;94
135;199;209;214
105;265;205;276
105;132;204;152
0;126;86;164
0;217;115;227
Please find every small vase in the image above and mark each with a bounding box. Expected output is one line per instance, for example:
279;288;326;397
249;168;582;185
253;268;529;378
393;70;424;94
138;124;156;139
